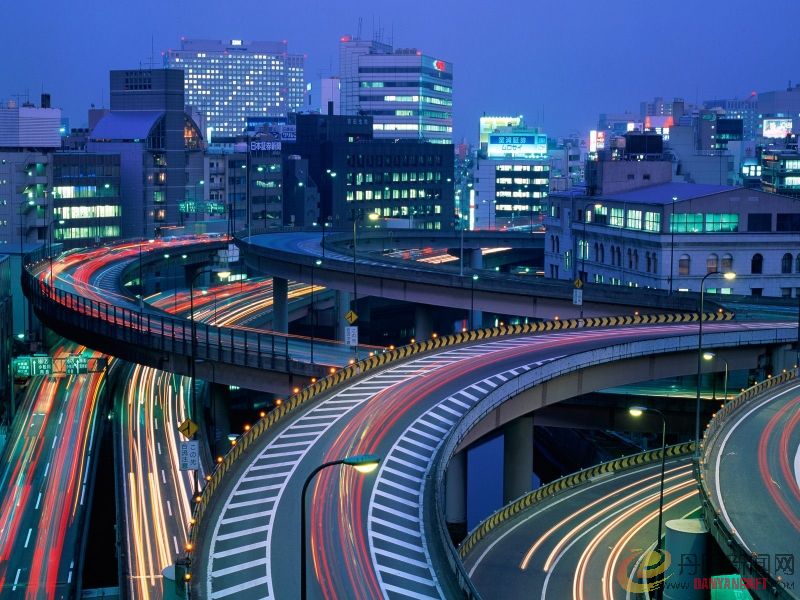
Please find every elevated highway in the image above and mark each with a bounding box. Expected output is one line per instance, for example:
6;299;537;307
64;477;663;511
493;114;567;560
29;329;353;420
700;371;800;598
188;316;796;599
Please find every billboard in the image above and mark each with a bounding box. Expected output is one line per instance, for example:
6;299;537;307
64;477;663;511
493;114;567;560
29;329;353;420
487;133;547;158
762;118;792;139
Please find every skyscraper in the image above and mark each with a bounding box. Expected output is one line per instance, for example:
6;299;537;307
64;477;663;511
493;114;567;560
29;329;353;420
165;38;305;138
338;36;453;143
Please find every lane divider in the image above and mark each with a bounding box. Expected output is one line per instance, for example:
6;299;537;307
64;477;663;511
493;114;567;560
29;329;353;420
457;442;696;559
185;311;734;575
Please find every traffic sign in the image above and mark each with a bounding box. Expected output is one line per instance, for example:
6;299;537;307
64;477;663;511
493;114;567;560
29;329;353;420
573;289;583;306
178;419;199;439
574;278;583;289
345;310;358;325
12;357;31;378
179;440;200;471
345;326;359;347
31;355;53;376
65;355;89;375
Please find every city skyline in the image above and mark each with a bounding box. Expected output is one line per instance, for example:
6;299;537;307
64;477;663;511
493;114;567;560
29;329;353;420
2;0;798;141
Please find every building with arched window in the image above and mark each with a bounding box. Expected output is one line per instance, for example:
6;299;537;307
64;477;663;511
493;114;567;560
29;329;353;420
544;181;800;297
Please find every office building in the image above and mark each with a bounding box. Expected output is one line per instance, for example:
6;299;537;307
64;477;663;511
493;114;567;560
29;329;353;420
338;36;453;143
166;38;305;137
89;68;204;238
761;151;800;198
544;181;800;298
51;153;122;247
472;117;549;229
284;113;454;229
704;95;758;140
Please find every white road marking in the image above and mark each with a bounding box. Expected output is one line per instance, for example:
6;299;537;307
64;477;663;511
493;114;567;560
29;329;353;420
24;528;32;548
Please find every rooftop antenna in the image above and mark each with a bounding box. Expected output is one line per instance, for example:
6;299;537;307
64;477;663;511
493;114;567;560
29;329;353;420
357;17;363;40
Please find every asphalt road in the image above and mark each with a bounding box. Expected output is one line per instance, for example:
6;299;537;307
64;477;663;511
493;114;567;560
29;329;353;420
462;456;699;600
192;321;767;600
705;380;800;593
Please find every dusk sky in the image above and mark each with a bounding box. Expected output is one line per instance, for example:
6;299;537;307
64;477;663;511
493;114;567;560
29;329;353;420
2;0;798;141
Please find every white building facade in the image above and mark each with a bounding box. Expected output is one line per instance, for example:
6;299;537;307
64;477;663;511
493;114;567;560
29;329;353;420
544;182;800;298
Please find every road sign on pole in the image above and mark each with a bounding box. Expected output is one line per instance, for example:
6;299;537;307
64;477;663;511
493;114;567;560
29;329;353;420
65;355;90;375
345;326;359;347
573;289;583;306
179;440;200;471
345;310;358;325
178;419;199;439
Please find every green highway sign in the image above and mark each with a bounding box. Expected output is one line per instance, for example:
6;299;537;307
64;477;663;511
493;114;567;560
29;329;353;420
31;355;53;376
14;355;53;377
12;357;31;378
65;355;90;375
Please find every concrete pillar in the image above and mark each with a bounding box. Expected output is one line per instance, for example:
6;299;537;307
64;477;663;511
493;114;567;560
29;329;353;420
663;519;708;600
465;248;484;270
208;382;229;460
273;276;288;334
414;305;433;341
445;450;467;542
336;290;351;342
503;415;534;504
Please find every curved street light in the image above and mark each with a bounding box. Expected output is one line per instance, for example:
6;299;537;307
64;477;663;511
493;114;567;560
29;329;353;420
300;454;380;599
629;406;667;557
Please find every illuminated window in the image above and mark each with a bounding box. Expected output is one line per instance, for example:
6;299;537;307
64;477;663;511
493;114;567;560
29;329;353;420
644;211;661;232
610;208;624;227
707;253;719;274
679;254;691;276
626;209;642;229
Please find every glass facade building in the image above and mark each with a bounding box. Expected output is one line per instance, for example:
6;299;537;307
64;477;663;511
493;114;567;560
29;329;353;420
166;39;305;138
339;37;453;144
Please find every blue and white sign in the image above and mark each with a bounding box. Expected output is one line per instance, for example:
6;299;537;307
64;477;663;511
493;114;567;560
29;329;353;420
487;134;547;158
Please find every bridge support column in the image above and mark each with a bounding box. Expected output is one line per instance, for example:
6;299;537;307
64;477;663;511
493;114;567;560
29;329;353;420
503;415;533;504
465;248;484;270
273;277;288;334
414;305;433;341
445;450;468;543
336;290;351;342
663;519;708;600
208;382;229;460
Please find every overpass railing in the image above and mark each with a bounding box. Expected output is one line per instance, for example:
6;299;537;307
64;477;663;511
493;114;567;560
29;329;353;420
457;442;696;560
22;256;309;374
697;368;798;600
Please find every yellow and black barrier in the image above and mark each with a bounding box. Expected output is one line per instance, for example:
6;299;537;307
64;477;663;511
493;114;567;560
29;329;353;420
458;442;696;559
187;310;732;555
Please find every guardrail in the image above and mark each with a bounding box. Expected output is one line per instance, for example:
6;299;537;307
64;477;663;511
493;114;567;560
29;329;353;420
22;255;307;374
185;309;735;583
697;368;798;600
458;442;695;560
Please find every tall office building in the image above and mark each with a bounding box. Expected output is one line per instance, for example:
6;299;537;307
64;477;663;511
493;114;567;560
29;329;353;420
166;38;305;137
338;37;453;143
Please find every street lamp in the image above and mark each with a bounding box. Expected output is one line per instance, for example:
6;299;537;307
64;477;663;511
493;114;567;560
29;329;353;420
694;270;736;454
669;196;677;295
311;259;321;364
189;266;231;497
629;406;668;561
48;218;65;290
470;274;479;330
703;352;729;401
459;215;468;277
300;454;380;600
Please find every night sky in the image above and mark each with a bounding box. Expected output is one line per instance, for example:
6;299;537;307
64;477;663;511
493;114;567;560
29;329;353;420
2;0;798;141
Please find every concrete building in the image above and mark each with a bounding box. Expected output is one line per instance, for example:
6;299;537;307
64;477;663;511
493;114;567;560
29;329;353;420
338;36;453;143
704;95;759;140
544;180;800;298
51;153;122;247
472;117;549;230
166;38;305;138
0;101;62;148
88;69;205;238
761;150;800;198
283;113;454;229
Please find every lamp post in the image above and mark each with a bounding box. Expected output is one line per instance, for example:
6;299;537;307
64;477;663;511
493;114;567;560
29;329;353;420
311;259;321;364
470;274;479;330
189;266;230;498
703;352;729;401
694;270;736;455
300;454;380;600
48;217;65;290
459;215;466;277
629;406;667;562
669;196;677;295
